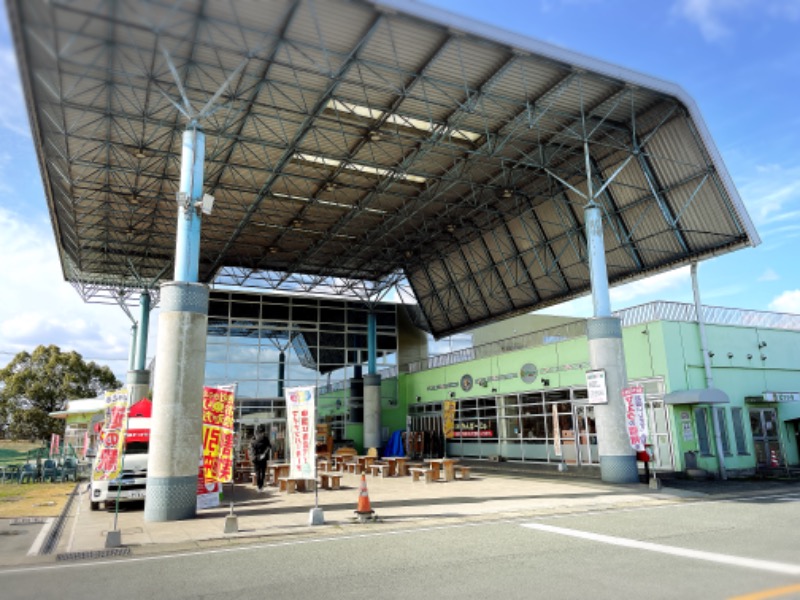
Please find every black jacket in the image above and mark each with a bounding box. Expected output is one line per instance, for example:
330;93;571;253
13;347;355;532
250;432;271;463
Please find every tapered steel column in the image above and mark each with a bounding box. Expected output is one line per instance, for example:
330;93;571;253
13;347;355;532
585;201;638;483
145;127;209;522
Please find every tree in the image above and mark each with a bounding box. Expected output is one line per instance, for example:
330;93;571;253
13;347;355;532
0;344;121;441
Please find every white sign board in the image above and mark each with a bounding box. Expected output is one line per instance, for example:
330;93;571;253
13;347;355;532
586;369;608;405
763;391;800;403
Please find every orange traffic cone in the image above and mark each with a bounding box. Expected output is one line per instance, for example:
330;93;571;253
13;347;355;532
355;473;375;522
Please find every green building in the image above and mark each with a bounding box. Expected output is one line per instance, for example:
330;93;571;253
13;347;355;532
206;290;800;479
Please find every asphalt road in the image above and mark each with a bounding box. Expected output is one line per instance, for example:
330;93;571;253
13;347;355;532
1;489;799;600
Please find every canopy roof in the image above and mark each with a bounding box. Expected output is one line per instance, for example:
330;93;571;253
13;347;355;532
664;388;730;406
9;0;759;338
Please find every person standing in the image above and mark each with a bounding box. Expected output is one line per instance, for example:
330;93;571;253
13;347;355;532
249;425;271;491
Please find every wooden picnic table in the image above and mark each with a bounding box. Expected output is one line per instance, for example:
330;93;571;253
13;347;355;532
356;455;376;473
382;456;410;476
424;458;458;482
268;463;290;486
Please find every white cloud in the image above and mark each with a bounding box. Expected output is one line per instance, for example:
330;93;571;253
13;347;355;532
758;268;779;282
0;207;134;378
536;266;692;318
672;0;746;41
673;0;800;42
0;46;30;138
610;266;691;304
768;290;800;314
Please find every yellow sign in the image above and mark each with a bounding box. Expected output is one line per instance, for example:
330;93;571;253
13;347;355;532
443;400;456;439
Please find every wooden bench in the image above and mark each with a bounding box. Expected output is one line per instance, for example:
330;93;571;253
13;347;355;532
318;471;343;490
332;447;358;472
455;465;472;480
278;477;315;493
369;463;389;478
409;467;433;483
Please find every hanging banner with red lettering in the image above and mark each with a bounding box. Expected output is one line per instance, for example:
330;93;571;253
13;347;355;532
286;386;315;480
198;386;236;510
49;433;60;458
623;385;648;451
201;386;236;483
92;389;129;481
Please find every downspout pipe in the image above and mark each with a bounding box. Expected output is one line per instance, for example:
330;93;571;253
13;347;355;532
691;262;727;480
128;322;138;371
135;291;151;371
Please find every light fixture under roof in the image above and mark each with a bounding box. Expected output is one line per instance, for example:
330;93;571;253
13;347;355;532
445;224;456;233
133;148;147;159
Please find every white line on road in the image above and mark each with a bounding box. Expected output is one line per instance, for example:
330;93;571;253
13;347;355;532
521;523;800;576
26;518;53;557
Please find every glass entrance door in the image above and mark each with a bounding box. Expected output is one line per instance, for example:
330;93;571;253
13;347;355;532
749;408;781;467
575;405;598;465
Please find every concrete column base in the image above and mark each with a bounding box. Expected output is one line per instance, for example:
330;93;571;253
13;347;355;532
587;317;638;485
145;476;198;521
599;455;639;484
144;282;208;522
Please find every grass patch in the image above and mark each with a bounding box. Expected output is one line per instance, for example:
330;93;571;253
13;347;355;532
0;442;78;518
0;482;75;518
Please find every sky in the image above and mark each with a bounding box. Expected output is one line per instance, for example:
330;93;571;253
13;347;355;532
1;0;799;379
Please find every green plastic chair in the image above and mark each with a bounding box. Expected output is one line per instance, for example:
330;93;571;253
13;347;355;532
19;463;38;483
61;457;78;482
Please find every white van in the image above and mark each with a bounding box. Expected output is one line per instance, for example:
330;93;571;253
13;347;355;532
90;413;150;511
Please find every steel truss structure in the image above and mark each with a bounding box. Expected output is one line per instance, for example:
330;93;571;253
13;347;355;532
9;0;759;338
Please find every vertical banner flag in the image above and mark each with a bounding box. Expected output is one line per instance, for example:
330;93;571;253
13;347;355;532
443;400;456;439
201;386;236;483
49;433;60;458
286;386;315;480
92;389;129;481
198;386;236;510
82;428;90;459
552;405;562;456
623;385;648;451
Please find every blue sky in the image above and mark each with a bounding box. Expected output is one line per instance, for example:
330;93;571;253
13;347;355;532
1;0;799;378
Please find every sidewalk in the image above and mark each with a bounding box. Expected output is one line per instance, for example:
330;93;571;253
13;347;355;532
13;463;800;564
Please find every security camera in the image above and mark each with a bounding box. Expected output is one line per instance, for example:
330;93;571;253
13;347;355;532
708;351;714;358
727;352;733;359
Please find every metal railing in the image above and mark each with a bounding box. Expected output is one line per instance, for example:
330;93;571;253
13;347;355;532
614;301;800;331
406;319;587;373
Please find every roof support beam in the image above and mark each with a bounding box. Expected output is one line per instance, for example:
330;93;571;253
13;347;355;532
206;13;386;279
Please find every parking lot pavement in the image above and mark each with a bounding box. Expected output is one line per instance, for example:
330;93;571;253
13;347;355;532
3;464;797;566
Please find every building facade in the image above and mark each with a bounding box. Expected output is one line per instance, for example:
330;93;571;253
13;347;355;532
207;291;800;478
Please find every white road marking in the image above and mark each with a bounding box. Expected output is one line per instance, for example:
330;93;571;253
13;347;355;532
521;523;800;576
26;518;54;557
